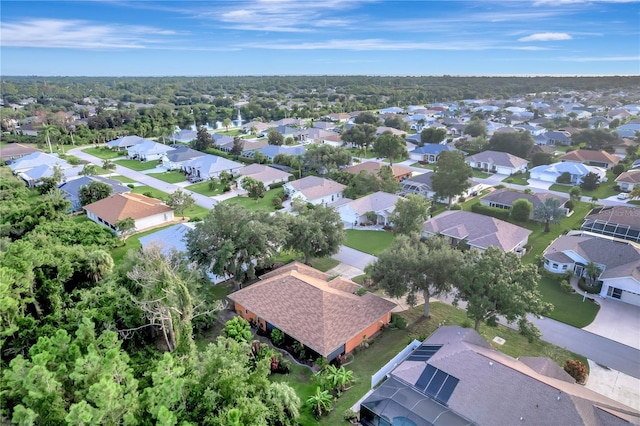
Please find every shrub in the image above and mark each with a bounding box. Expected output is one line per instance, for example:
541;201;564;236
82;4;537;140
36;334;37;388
450;204;462;210
564;359;587;383
494;184;506;189
143;191;153;198
458;196;466;203
612;164;625;176
560;280;574;293
556;172;572;184
277;358;291;374
270;328;284;346
269;180;286;189
565;200;575;212
127;183;135;189
343;409;358;423
578;278;602;294
390;313;408;329
470;202;510;221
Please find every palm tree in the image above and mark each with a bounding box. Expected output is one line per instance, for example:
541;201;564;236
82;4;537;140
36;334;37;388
223;118;232;132
306;387;333;417
86;249;114;283
324;365;354;392
249;125;258;136
533;198;566;233
102;159;116;172
41;124;60;154
585;262;601;287
630;186;640;200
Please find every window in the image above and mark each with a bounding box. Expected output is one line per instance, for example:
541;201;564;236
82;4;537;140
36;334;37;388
562;265;568;270
553;263;558;269
607;287;622;299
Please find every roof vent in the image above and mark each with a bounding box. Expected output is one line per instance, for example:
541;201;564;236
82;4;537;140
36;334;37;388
489;361;494;366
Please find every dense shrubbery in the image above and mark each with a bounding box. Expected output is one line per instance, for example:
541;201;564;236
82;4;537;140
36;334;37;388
470;202;510;221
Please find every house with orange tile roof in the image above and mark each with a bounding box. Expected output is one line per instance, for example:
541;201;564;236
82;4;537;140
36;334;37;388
228;262;397;360
559;149;620;169
83;193;174;234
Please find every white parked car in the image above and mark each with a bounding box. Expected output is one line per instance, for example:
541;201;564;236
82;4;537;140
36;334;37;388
617;192;630;200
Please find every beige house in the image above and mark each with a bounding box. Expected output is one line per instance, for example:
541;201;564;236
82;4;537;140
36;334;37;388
83;193;174;235
616;170;640;192
283;176;346;206
236;164;292;191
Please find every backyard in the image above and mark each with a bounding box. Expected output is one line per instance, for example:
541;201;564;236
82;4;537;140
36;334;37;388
131;185;210;220
344;229;396;256
268;301;588;426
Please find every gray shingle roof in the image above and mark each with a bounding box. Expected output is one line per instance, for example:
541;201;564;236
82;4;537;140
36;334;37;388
422;210;531;252
387;326;639;426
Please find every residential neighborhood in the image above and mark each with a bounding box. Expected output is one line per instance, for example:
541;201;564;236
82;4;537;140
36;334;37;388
2;78;640;425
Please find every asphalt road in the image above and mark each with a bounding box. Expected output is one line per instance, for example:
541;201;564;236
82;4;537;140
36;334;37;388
335;247;640;379
73;147;639;377
69;148;218;210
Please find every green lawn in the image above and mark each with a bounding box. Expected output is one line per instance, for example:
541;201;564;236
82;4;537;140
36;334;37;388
272;250;340;273
110;224;174;263
471;169;492;179
299;301;587;425
82;147;123;159
186;180;227;196
147;170;188;184
131;185;168;200
224;188;283;212
538;276;600;327
109;175;137;184
410;162;435;170
114;159;159;171
503;172;529;185
549;170;618;200
344;229;396;256
214;129;244;137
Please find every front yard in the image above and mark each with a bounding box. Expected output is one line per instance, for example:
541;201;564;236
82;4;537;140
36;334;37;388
344;229;396;256
114;159;159;171
223;188;284;212
503;171;530;185
186;180;229;196
82;146;123;159
130;185;210;220
549;170;618;200
538;275;600;327
147;170;188;184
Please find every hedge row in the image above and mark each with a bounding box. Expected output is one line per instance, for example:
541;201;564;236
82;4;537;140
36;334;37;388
470;202;511;221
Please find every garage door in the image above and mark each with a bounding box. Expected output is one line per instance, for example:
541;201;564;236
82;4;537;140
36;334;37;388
620;290;640;306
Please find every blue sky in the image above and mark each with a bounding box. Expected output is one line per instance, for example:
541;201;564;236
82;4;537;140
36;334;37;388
1;0;639;76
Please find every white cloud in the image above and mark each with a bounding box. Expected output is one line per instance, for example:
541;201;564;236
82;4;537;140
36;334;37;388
0;18;181;49
241;38;498;51
518;32;573;41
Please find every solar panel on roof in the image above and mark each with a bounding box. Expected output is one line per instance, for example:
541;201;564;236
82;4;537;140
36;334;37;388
435;375;459;404
415;364;437;390
426;369;448;396
407;344;442;362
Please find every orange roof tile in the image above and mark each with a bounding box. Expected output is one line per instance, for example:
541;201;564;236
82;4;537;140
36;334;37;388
83;193;173;224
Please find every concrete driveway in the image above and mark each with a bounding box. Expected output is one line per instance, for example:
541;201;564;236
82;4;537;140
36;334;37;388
583;297;640;350
586;360;640;411
331;245;377;271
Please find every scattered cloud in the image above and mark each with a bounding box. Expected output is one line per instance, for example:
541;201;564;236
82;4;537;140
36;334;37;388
241;38;502;51
518;32;573;41
0;18;182;49
198;0;371;33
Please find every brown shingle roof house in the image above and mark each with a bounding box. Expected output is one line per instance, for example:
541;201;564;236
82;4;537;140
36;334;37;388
228;262;396;360
360;326;640;425
422;210;531;253
343;161;413;182
559;149;620;169
84;193;174;234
